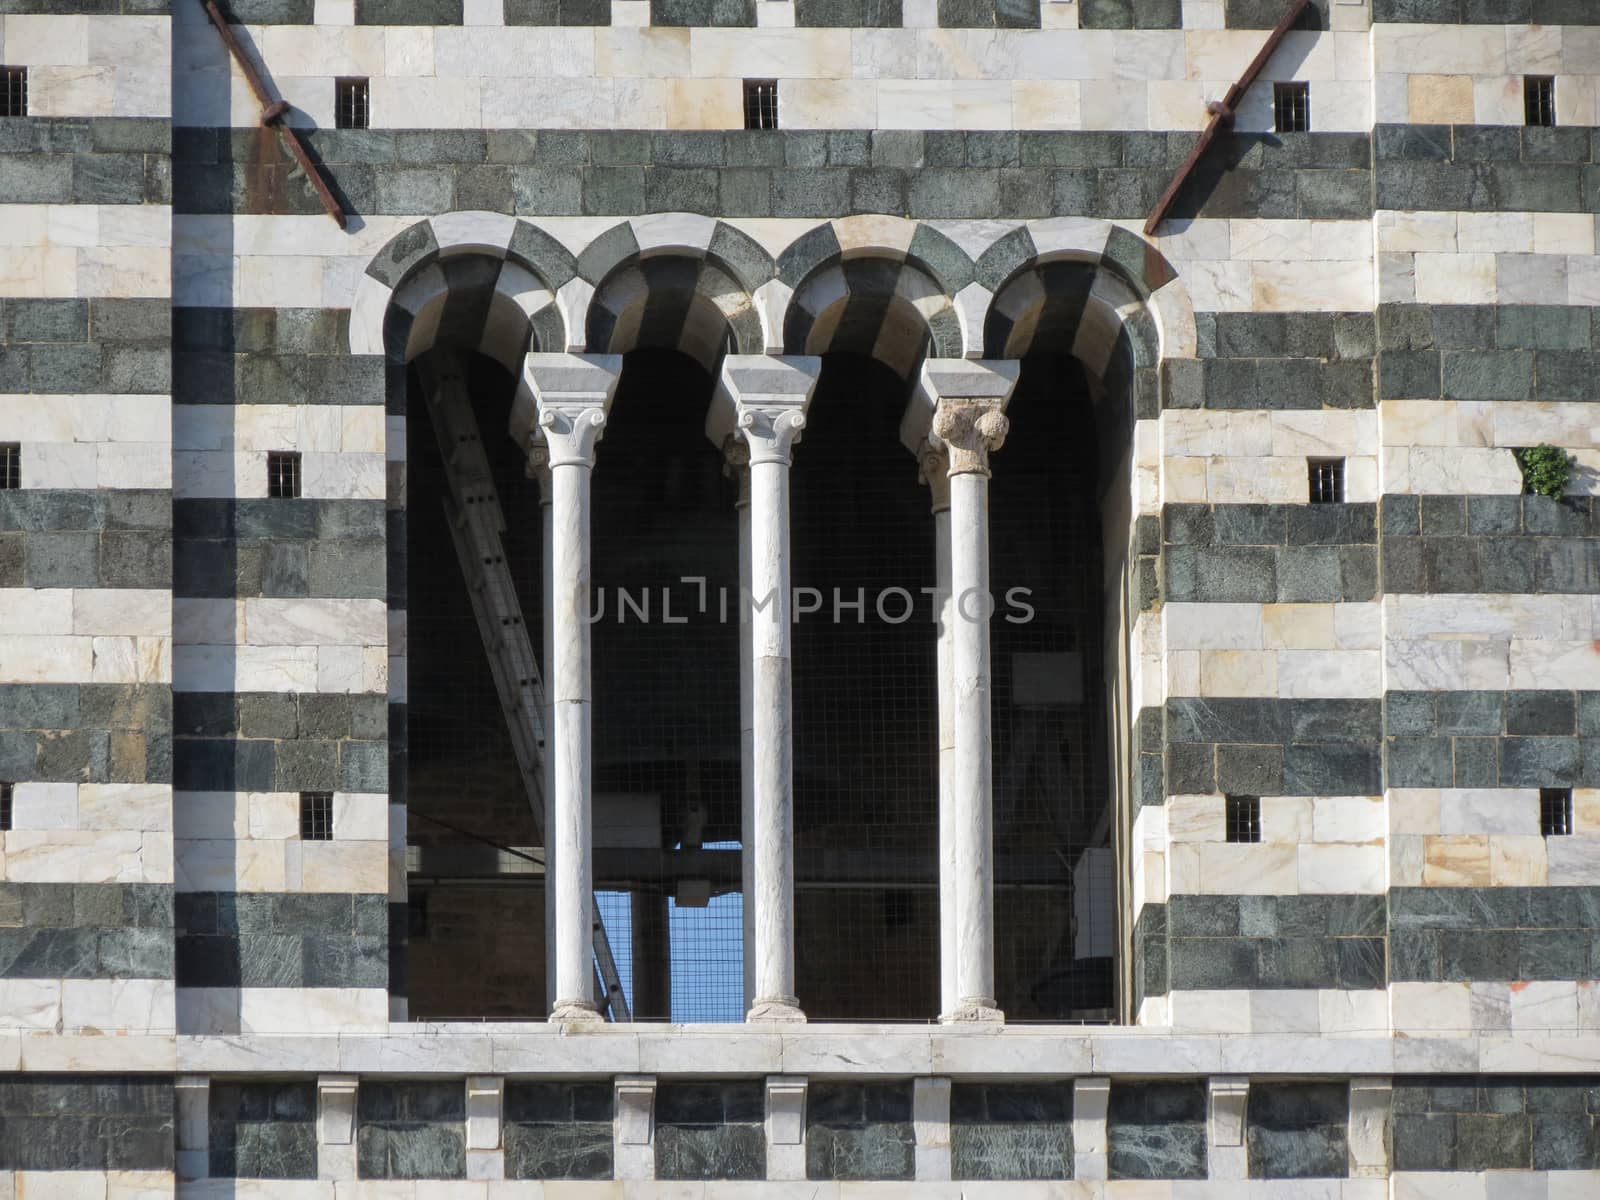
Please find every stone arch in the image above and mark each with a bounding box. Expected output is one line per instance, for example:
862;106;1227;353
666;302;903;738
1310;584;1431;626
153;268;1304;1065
782;253;962;379
349;213;578;365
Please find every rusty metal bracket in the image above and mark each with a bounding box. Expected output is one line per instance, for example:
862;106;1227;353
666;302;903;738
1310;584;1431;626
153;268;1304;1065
1144;0;1310;236
197;0;348;230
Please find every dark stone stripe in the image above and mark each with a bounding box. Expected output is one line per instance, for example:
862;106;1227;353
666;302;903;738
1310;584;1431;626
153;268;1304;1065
358;1081;468;1180
1381;495;1600;595
1375;123;1600;214
173;306;384;407
216;0;313;17
1199;312;1377;361
173;127;1371;221
0;1075;174;1171
0;298;169;394
173;690;387;793
1375;0;1600;22
1172;357;1375;411
1390;887;1600;984
356;0;463;20
176;891;388;988
1165;698;1381;797
505;0;611;22
1378;304;1600;403
793;0;900;25
1167;893;1386;991
1133;902;1167;1004
1133;514;1160;614
937;0;1038;27
655;1082;765;1182
0;0;167;9
1132;704;1164;810
0;683;171;785
1079;0;1180;28
1385;690;1600;789
505;1082;614;1181
1224;0;1327;25
1163;505;1379;605
650;0;751;22
1107;1082;1206;1181
174;498;386;600
949;1083;1073;1182
0;489;170;590
806;1083;915;1182
0;118;170;205
1392;1076;1600;1173
210;1081;319;1180
0;883;172;980
1248;1083;1348;1181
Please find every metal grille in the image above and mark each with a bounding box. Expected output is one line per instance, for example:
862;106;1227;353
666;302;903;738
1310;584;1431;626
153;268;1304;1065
1308;458;1344;504
300;792;334;841
267;451;301;498
336;77;370;130
0;783;11;832
0;444;18;490
1273;82;1310;133
1541;788;1573;838
790;355;939;1021
989;355;1113;1021
1225;795;1261;844
0;68;25;118
1525;76;1556;128
743;79;778;131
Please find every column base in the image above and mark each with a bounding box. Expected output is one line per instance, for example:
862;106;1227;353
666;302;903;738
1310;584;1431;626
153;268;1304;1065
549;999;604;1024
940;1001;1005;1025
747;997;807;1023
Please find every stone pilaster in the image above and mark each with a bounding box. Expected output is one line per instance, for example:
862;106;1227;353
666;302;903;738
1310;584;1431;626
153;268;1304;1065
1207;1076;1250;1181
913;1076;952;1181
317;1075;360;1182
1072;1077;1111;1180
466;1075;505;1181
765;1075;807;1180
614;1076;657;1181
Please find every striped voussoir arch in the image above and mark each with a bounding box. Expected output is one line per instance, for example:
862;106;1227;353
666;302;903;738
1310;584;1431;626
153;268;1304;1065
777;219;975;379
977;222;1169;416
580;217;774;372
358;213;578;376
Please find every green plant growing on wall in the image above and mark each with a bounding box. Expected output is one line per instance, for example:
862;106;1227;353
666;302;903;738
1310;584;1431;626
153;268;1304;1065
1515;444;1575;500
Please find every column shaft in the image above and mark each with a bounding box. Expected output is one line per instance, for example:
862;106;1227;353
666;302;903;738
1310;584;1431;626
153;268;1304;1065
549;458;597;1018
747;456;799;1017
949;468;997;1015
737;484;756;1010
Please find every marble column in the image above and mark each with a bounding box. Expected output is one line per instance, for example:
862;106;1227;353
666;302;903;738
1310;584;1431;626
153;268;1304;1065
518;353;622;1023
723;436;756;1011
917;445;958;1018
707;354;821;1023
526;439;557;1014
922;360;1017;1023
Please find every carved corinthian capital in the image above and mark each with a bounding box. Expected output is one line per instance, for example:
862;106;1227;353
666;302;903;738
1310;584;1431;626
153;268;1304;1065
524;435;552;498
918;444;952;512
932;398;1009;478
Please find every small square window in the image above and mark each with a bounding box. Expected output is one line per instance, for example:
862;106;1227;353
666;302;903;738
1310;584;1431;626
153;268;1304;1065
336;77;369;130
0;783;12;832
743;79;778;131
1540;788;1573;838
1525;76;1555;128
300;791;334;841
1274;82;1310;133
267;451;301;499
0;443;19;490
0;68;25;118
1225;795;1261;844
1309;458;1344;504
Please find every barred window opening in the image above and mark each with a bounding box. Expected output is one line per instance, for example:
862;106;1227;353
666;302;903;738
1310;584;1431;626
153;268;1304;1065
1308;458;1344;504
743;79;778;131
268;451;302;499
336;77;370;130
1273;82;1310;133
1541;788;1573;838
300;792;334;841
0;443;19;490
0;67;25;118
0;782;12;832
1225;795;1261;844
1525;76;1556;128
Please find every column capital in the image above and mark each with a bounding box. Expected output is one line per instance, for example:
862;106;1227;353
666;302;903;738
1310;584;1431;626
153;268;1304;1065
707;354;822;467
901;359;1019;479
516;352;622;469
918;444;951;512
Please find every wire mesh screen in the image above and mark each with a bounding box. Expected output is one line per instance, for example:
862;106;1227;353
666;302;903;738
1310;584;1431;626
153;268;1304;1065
590;350;743;1021
406;354;547;1019
790;355;940;1021
988;355;1114;1021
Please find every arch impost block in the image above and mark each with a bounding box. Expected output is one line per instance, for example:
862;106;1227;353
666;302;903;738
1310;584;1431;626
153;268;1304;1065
706;354;823;462
517;352;623;469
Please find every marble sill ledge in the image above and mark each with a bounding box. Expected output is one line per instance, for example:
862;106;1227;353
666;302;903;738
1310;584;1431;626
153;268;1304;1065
5;1029;1600;1076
